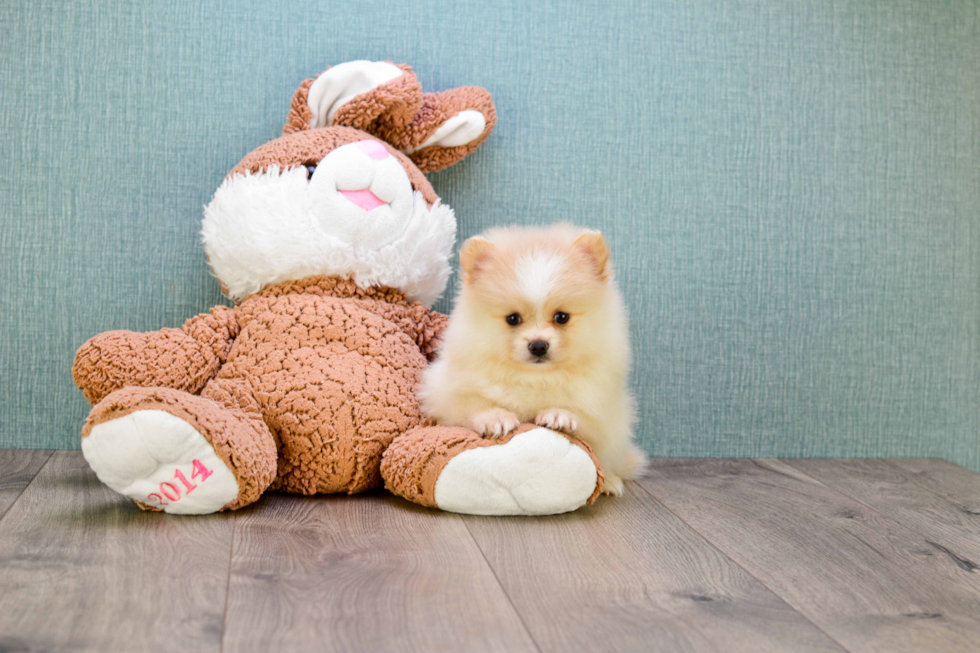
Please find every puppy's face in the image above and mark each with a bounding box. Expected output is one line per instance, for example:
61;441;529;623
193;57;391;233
457;226;613;370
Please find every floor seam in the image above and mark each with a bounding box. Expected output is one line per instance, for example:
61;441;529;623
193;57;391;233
458;515;545;653
883;458;973;505
634;474;856;653
780;459;980;580
218;511;238;653
0;450;56;527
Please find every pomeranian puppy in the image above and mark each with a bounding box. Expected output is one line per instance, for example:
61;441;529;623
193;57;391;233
420;224;645;495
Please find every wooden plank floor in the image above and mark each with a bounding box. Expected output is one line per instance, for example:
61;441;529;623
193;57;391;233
1;453;979;653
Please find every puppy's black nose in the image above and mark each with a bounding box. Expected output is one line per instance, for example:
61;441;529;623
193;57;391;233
528;340;550;357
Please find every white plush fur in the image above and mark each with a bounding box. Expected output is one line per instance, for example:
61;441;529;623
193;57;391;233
405;110;487;153
434;427;598;515
201;158;456;307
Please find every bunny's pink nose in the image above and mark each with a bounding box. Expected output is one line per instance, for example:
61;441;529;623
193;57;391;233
356;140;389;160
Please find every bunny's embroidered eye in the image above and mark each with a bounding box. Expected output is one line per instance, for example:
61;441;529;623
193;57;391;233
506;313;522;327
305;165;317;180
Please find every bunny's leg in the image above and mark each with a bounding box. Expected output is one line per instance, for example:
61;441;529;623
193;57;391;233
380;424;604;516
81;378;276;514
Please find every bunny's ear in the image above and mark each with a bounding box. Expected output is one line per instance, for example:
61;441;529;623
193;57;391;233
281;62;496;174
282;61;422;136
401;87;497;173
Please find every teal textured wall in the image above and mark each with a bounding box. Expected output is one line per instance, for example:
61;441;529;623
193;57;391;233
2;1;978;469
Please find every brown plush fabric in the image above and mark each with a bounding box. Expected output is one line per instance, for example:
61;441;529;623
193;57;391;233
361;300;448;361
82;384;278;511
282;78;315;135
227;125;439;206
332;63;423;141
74;275;446;499
380;423;605;508
74;327;222;406
181;306;240;364
405;87;498;173
228;276;436;494
282;64;422;137
73;306;240;405
251;275;406;303
247;276;446;360
278;62;496;177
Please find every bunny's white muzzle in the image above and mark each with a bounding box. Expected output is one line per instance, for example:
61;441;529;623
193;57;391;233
201;139;456;306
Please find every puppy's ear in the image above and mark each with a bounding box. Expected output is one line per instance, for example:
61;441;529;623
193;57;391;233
459;236;496;284
283;61;422;136
574;230;611;281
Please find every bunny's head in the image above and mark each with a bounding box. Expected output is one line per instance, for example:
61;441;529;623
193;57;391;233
201;61;496;306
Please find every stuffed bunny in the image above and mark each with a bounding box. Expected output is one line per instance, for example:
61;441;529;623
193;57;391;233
73;61;604;515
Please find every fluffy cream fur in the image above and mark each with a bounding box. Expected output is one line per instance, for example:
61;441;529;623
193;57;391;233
421;224;644;495
201;165;455;306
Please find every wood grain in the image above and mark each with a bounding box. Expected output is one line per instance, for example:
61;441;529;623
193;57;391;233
787;459;980;564
0;451;235;653
6;452;980;652
890;459;980;510
462;482;845;653
642;459;980;653
0;449;52;520
222;491;539;653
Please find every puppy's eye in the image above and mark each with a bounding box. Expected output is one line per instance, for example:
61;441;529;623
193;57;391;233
554;311;570;325
505;313;522;327
305;164;317;180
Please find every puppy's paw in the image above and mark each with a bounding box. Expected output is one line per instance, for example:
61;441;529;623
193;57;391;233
534;409;578;434
468;409;521;438
602;474;625;497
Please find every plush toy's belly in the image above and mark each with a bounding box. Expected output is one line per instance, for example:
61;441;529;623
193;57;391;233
218;293;427;494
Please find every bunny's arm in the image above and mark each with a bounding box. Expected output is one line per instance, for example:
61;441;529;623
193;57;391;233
415;309;449;361
73;306;240;405
365;301;448;361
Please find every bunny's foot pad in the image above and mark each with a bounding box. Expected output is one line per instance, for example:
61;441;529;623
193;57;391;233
82;410;240;515
382;424;604;516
